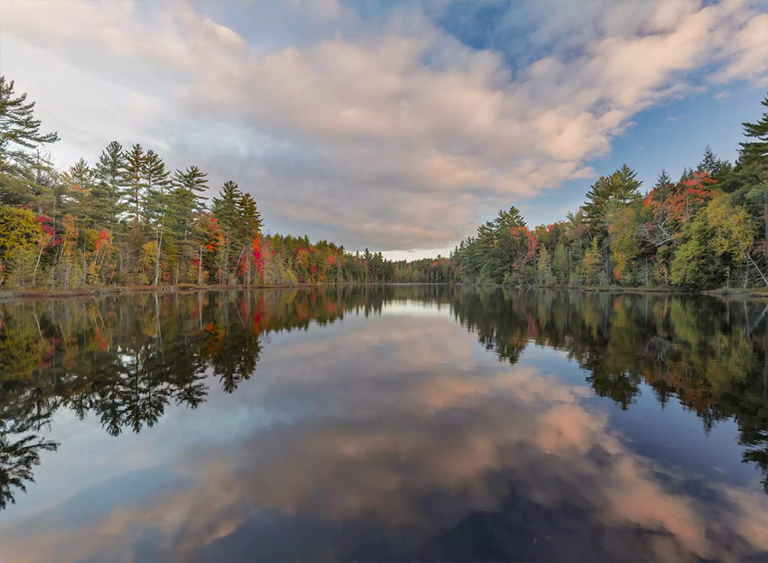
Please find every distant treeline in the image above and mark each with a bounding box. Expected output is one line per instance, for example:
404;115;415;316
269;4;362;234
1;73;766;291
0;76;394;289
399;94;768;290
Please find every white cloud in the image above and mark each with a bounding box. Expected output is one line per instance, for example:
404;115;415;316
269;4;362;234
1;0;765;251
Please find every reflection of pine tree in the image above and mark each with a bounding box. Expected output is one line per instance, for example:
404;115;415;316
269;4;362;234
0;432;58;509
0;386;58;509
204;293;262;394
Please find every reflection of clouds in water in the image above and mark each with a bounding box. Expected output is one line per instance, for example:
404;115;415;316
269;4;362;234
2;313;767;563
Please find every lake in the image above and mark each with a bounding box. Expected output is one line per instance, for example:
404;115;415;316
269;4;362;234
1;286;767;562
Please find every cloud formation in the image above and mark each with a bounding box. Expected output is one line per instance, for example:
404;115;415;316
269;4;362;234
1;0;765;251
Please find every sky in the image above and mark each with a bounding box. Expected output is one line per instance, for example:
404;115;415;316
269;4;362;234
1;0;766;259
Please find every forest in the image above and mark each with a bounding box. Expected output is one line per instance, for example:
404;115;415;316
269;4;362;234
407;94;768;290
1;74;767;292
0;77;394;289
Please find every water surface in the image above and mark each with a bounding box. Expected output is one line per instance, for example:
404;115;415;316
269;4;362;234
1;287;767;562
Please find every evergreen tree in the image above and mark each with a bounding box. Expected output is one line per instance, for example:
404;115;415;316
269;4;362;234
143;150;171;225
170;166;209;283
0;77;59;205
171;166;208;219
730;95;768;253
142;150;170;286
123;144;146;224
92;141;127;232
238;193;262;241
650;169;675;202
697;146;732;181
212;181;243;283
237;193;262;284
63;158;94;225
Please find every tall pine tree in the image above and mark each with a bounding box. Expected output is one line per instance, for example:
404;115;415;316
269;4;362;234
0;77;59;205
123;144;146;224
92;141;127;232
212;180;243;283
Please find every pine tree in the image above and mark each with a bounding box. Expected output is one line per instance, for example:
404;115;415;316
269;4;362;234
123;144;146;224
92;141;127;232
62;158;94;227
651;169;674;202
0;77;59;205
610;164;643;206
212;181;243;283
171;166;207;218
142;150;170;286
583;165;642;282
697;146;732;181
143;150;171;225
237;193;262;285
732;95;768;253
238;193;262;241
170;166;208;283
583;175;614;236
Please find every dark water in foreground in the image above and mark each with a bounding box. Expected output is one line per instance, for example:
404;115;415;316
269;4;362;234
1;286;767;562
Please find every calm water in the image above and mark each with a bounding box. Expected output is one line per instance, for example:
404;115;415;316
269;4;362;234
1;286;767;562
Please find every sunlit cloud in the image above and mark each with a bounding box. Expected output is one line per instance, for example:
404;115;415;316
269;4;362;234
1;0;765;251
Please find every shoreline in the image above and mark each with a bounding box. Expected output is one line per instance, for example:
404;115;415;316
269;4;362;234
459;283;768;299
0;283;320;301
0;282;447;301
2;282;768;301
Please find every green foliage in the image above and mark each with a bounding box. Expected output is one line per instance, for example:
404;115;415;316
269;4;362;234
0;77;60;205
449;96;768;291
581;237;601;286
537;245;552;285
450;206;535;286
90;141;127;231
123;143;145;224
670;214;719;288
583;164;642;238
608;207;640;284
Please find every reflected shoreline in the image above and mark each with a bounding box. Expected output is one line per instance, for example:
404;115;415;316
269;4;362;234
1;286;767;510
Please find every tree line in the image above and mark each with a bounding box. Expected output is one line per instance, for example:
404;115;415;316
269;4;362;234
3;73;766;292
0;77;394;289
400;94;768;291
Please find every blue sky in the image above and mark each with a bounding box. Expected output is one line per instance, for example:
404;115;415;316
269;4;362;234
1;0;766;259
523;85;767;228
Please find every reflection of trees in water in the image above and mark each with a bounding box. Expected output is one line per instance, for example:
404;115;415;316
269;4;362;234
0;286;386;508
0;286;766;508
451;288;768;493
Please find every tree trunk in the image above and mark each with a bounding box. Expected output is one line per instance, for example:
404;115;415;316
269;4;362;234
198;246;203;286
246;244;252;286
33;244;44;286
154;215;164;286
748;252;768;286
764;188;767;257
745;256;750;288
